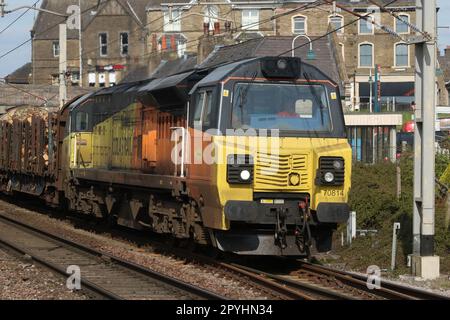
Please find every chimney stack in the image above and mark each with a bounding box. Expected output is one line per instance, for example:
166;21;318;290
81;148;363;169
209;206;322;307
213;22;220;35
203;23;210;35
225;21;232;33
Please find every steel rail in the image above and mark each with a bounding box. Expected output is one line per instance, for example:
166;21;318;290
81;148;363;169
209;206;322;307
298;261;449;300
0;212;226;300
224;263;357;300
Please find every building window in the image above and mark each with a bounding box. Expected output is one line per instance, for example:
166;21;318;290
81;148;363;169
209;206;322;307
71;71;80;86
120;32;129;56
359;43;373;67
204;5;219;31
51;74;59;86
359;16;373;34
52;41;59;57
99;73;106;87
88;72;96;87
177;41;186;57
99;33;108;56
292;16;306;34
329;15;344;33
109;71;116;86
76;112;89;131
395;14;410;34
242;9;259;30
163;9;181;32
395;43;409;67
158;34;187;57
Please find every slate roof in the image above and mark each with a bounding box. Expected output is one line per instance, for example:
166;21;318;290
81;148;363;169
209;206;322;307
120;65;151;83
32;0;148;40
199;36;343;88
119;55;197;83
4;63;32;84
122;35;343;92
151;55;198;78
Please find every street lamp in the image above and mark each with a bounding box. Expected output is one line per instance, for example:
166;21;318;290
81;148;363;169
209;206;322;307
368;70;374;113
291;34;315;60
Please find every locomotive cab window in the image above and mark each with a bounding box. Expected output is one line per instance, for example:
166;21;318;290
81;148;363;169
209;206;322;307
230;83;332;133
190;89;217;130
75;112;89;131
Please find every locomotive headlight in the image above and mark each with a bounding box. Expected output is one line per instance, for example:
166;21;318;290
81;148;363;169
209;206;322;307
227;154;253;184
324;172;335;183
333;160;343;170
277;59;287;70
240;170;251;181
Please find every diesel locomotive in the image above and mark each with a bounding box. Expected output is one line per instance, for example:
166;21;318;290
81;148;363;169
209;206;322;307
0;56;351;256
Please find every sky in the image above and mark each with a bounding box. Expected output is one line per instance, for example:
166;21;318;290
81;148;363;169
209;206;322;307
0;0;450;78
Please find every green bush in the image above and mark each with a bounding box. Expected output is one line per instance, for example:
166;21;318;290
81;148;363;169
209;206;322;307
345;155;450;272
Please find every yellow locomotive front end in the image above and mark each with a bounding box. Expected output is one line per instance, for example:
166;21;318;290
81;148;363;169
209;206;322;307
187;57;351;256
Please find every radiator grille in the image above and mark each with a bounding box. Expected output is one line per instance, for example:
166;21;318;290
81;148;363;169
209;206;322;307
254;153;310;191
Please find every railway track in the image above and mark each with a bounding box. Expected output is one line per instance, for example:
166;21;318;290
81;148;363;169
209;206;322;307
226;260;450;300
0;198;448;300
294;261;450;300
0;212;226;300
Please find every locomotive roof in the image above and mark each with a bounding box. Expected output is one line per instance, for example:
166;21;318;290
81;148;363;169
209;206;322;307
190;56;338;94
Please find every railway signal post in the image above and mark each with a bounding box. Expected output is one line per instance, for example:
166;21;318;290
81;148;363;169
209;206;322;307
411;0;440;279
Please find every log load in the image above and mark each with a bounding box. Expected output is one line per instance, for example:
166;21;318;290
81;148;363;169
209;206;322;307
0;106;58;178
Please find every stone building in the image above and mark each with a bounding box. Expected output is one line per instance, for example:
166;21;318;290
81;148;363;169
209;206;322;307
144;0;447;109
28;0;447;107
146;0;277;57
275;0;421;111
438;46;450;104
31;0;148;87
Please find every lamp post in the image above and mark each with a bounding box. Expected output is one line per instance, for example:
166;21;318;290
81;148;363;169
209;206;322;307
369;70;373;113
291;34;315;60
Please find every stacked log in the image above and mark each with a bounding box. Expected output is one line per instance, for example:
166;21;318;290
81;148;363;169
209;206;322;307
0;106;58;177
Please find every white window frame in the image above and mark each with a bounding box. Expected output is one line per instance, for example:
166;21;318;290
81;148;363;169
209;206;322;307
358;42;374;68
328;14;344;34
88;72;96;87
204;5;219;31
52;41;60;57
241;9;259;31
292;15;307;35
394;42;410;68
98;72;106;87
394;14;410;34
120;32;129;56
163;9;181;32
358;15;374;35
99;32;108;57
108;71;116;87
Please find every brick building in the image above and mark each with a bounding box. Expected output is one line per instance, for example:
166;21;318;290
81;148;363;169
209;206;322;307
145;0;447;109
31;0;148;87
438;46;450;103
26;0;447;107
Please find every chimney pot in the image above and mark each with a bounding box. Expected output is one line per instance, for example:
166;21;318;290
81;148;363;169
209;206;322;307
213;22;220;35
203;23;210;35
